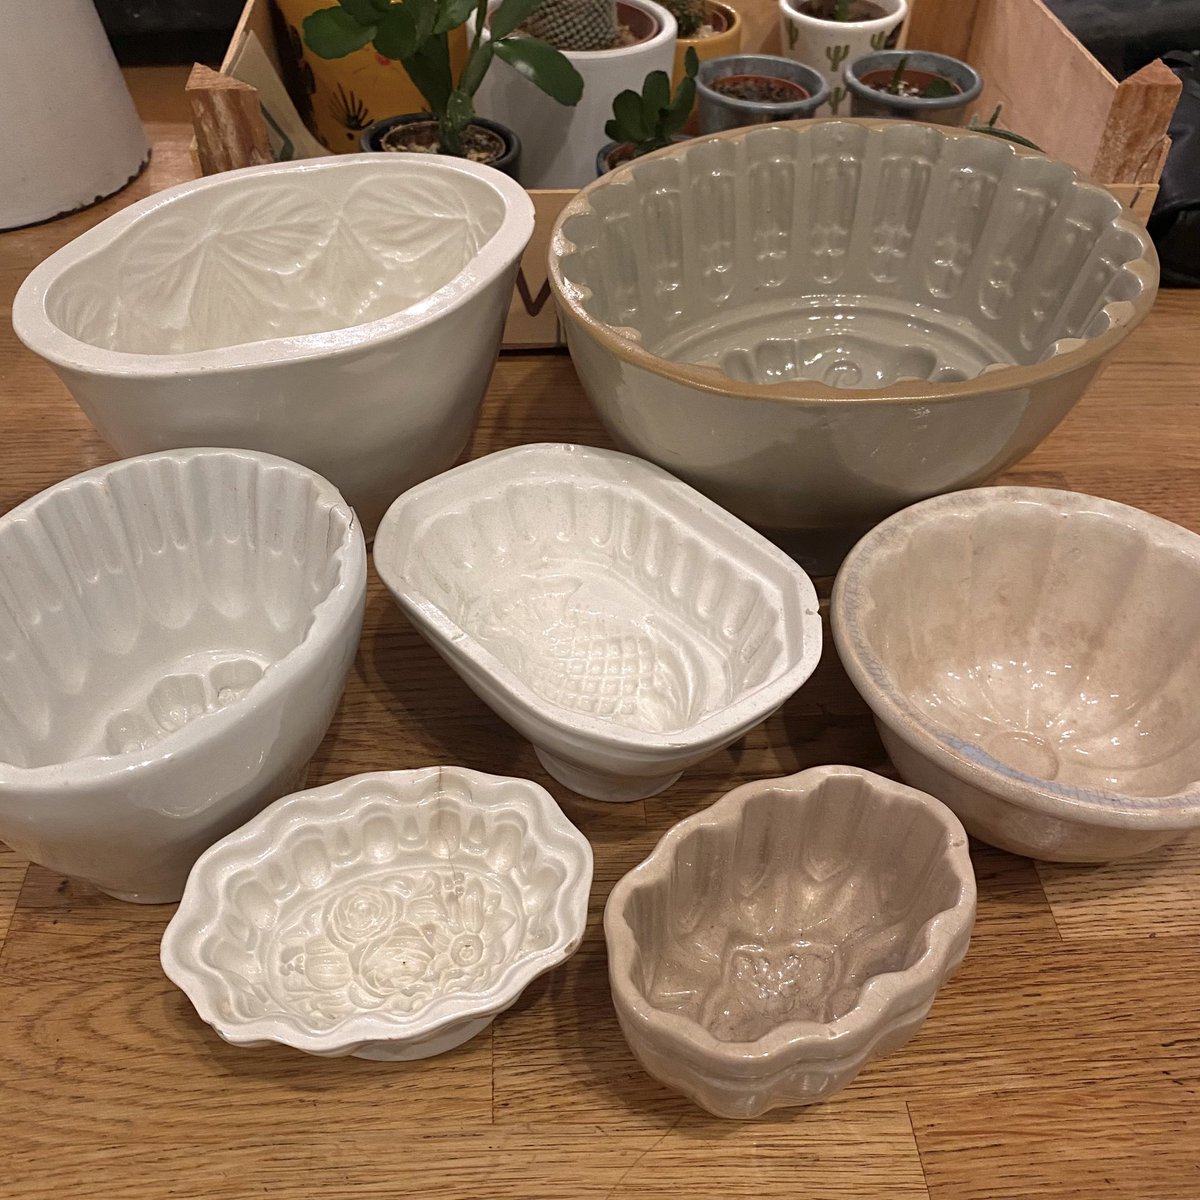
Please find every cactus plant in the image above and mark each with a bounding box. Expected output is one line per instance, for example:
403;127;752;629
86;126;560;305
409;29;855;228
660;0;706;38
521;0;620;50
604;46;698;160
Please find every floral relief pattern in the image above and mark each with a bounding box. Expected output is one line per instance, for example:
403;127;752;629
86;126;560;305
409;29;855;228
268;871;520;1030
53;175;499;357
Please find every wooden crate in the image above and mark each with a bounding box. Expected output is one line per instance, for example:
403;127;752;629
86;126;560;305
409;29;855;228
190;0;1180;350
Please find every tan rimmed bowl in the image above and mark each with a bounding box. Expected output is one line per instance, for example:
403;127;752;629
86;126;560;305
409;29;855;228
832;487;1200;862
549;120;1158;572
604;766;975;1117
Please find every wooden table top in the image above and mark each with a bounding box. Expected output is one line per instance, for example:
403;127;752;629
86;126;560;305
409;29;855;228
1;68;1198;1200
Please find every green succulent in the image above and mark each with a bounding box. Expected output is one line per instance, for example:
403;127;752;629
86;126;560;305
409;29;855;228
604;46;698;160
303;0;584;157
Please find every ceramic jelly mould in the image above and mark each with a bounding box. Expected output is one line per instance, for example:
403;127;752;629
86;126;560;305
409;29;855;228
605;766;976;1118
12;154;535;536
0;448;366;903
833;488;1200;862
549;120;1158;571
373;444;822;802
161;767;593;1060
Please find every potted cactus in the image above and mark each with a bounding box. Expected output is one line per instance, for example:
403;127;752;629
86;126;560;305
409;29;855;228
660;0;741;90
596;45;698;172
476;0;679;188
777;0;906;115
845;50;982;126
302;0;584;177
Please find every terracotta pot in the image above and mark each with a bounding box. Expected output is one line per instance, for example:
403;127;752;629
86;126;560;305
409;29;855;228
274;0;468;152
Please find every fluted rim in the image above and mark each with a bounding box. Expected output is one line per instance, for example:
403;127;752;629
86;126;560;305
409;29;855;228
548;120;1158;405
160;767;593;1056
373;443;823;753
0;448;366;794
832;487;1200;823
604;766;976;1068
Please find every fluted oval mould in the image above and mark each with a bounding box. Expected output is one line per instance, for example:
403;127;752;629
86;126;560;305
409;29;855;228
605;766;976;1117
373;444;823;801
0;448;367;902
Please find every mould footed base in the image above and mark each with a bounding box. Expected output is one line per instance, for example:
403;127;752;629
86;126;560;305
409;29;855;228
534;747;683;802
352;1015;493;1060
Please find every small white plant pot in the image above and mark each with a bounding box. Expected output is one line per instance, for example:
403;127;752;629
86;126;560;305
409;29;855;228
475;0;678;189
777;0;907;116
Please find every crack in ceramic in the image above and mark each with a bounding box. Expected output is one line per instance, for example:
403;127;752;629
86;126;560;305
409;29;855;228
832;487;1200;860
374;445;822;801
605;766;976;1117
161;767;593;1059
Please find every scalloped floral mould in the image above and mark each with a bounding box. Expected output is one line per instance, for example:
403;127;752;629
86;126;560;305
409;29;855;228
48;162;507;355
161;768;593;1059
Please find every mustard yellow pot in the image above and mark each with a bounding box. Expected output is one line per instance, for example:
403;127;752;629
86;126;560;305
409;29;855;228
673;0;742;88
274;0;467;151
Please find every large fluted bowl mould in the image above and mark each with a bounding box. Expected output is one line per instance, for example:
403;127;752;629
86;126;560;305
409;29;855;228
0;449;366;903
12;155;535;537
548;121;1158;572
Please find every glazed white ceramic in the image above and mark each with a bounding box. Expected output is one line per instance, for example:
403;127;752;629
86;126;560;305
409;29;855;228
549;121;1159;573
832;488;1200;862
0;449;366;903
373;444;822;801
161;767;593;1059
476;0;677;189
12;155;535;537
605;766;975;1117
0;0;149;230
778;0;906;116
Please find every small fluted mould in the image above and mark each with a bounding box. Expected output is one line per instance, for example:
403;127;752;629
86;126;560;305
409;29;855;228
0;448;366;903
372;444;823;802
549;121;1158;570
832;488;1200;862
12;154;535;536
160;767;593;1060
604;766;976;1117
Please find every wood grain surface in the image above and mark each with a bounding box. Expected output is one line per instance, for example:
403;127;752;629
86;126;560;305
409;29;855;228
0;68;1197;1200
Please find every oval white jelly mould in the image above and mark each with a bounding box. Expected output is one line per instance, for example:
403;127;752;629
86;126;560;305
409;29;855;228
12;154;535;537
373;444;823;801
